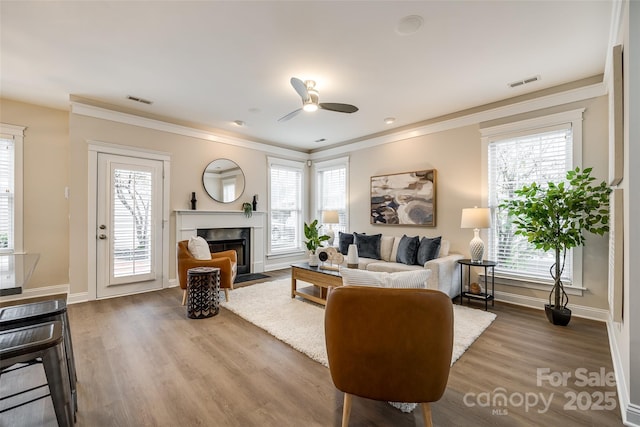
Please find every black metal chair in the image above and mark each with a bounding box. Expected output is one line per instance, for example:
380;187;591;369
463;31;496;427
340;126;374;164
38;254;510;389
0;299;78;412
0;321;75;427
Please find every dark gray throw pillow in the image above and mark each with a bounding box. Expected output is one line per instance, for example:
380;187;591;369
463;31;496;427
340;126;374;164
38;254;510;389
396;235;420;265
416;236;442;265
338;232;354;255
353;232;382;259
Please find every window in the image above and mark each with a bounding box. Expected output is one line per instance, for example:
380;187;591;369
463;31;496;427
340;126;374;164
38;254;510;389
268;157;304;255
315;157;348;236
482;109;584;287
112;168;153;279
0;124;24;253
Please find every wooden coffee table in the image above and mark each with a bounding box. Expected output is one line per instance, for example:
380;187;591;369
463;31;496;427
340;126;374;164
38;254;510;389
291;262;343;306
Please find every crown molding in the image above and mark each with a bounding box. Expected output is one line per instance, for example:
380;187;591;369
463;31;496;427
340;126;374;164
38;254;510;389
70;102;309;161
70;80;605;163
310;81;606;160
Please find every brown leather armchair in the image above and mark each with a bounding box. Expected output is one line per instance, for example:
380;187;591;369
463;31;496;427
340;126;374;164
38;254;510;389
324;286;454;427
177;240;238;305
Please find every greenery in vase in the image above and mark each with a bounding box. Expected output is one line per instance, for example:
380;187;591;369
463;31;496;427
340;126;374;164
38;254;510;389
304;220;330;254
242;202;253;218
500;167;610;310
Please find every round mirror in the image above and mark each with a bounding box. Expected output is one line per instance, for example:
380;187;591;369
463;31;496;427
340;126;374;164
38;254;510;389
202;159;246;203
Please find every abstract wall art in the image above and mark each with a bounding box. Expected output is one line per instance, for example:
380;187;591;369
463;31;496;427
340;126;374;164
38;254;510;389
370;169;436;226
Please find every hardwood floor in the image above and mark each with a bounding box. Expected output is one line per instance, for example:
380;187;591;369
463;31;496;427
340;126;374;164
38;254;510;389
1;270;623;426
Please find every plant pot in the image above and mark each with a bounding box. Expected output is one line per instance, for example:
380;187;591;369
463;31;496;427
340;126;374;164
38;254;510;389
308;253;319;267
545;304;572;326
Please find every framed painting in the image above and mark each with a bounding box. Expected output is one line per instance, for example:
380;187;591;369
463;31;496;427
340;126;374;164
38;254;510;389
370;169;436;226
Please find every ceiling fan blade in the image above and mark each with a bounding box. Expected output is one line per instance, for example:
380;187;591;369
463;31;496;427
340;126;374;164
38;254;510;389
290;77;309;101
278;108;303;122
319;103;359;114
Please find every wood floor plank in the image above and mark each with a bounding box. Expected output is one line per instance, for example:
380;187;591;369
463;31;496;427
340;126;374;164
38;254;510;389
0;269;623;426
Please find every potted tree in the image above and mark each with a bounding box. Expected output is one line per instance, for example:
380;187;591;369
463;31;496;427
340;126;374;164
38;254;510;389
304;219;330;267
501;167;610;326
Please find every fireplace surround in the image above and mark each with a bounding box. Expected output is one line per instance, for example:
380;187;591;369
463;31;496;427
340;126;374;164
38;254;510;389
175;210;265;275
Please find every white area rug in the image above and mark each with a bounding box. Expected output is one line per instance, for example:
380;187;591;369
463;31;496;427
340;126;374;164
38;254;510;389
221;279;496;412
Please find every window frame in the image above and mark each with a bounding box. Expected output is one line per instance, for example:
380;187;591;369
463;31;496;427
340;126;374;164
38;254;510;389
480;109;585;292
267;156;305;256
313;156;349;237
0;123;25;254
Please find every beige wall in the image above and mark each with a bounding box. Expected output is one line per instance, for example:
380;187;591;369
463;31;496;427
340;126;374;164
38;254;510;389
346;123;480;254
0;98;70;290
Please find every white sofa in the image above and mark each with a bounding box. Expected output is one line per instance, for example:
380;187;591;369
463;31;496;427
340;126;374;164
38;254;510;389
338;235;463;299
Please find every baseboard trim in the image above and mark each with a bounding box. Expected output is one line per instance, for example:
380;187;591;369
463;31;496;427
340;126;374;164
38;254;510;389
607;318;640;427
67;292;89;305
0;284;69;304
494;290;609;321
626;404;640;426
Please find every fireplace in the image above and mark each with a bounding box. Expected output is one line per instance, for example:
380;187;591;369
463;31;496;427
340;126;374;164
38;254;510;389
197;227;251;275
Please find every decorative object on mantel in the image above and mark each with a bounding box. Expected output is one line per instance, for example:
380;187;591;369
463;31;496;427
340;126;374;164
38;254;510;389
190;192;197;210
304;220;330;267
370;169;437;226
252;194;258;211
501;167;610;326
242;202;253;218
347;244;359;268
460;207;491;263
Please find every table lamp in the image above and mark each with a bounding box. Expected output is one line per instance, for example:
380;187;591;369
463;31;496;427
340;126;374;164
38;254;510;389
461;207;491;263
322;210;339;246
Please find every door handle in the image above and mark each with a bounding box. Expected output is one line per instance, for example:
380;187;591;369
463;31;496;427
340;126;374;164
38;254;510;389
98;234;107;240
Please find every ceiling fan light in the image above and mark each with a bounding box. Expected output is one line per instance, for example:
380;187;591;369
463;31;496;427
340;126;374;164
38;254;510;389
303;102;318;112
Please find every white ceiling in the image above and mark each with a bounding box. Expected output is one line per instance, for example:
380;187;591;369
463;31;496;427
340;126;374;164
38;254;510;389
0;1;614;152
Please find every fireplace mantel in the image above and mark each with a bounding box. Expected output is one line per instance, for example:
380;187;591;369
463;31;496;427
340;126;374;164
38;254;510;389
175;210;265;273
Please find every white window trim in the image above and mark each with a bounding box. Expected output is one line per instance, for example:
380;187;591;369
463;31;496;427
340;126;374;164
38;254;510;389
312;156;350;230
267;156;305;257
0;124;25;254
480;108;585;292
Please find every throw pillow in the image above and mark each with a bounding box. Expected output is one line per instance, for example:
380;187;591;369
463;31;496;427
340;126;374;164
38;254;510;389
340;268;387;287
396;235;419;265
188;236;211;260
385;270;432;289
338;232;354;255
416;236;442;265
341;268;431;289
353;232;382;259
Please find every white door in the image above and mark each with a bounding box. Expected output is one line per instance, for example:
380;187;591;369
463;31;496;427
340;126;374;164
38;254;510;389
96;153;164;298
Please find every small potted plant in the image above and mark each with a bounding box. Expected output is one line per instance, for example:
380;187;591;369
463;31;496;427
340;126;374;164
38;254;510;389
501;167;610;326
242;202;253;218
304;220;330;266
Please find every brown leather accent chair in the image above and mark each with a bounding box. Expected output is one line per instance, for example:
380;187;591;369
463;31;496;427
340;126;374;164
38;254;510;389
177;240;238;305
324;286;454;427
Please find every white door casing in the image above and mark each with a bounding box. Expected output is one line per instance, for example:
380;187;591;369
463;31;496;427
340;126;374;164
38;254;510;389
87;141;171;300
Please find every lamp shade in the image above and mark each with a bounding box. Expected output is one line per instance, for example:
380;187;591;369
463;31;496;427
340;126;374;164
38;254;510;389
460;207;491;229
322;210;339;224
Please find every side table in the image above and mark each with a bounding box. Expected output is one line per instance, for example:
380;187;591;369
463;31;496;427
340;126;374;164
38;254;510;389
187;267;221;319
457;259;496;311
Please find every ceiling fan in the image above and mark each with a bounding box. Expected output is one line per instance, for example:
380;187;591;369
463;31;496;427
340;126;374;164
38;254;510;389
278;77;359;122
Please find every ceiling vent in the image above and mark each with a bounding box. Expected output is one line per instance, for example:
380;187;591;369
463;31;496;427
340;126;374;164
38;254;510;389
508;75;541;88
126;95;153;105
